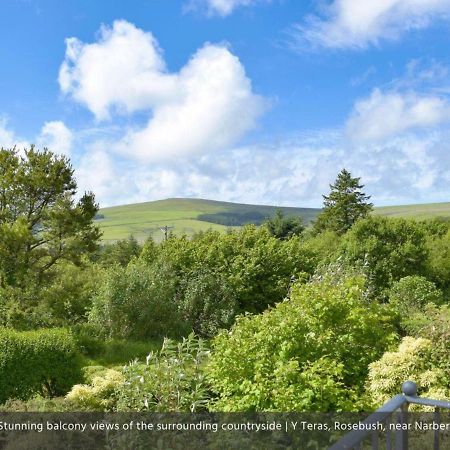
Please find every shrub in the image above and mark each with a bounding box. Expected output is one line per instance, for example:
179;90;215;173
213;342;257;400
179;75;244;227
116;333;210;412
88;261;185;340
367;337;450;408
206;274;396;412
426;229;450;295
178;269;238;337
0;327;83;404
339;216;428;296
389;276;443;317
66;369;124;411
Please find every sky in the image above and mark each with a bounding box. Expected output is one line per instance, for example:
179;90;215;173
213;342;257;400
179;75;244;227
1;0;450;208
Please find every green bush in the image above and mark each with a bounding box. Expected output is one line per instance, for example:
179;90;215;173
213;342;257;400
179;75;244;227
116;333;210;412
426;229;450;295
389;276;443;317
0;327;83;404
178;269;238;337
88;261;186;340
206;273;396;412
339;216;428;296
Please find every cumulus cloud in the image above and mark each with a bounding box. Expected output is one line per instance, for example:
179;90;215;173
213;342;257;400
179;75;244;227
38;121;73;156
291;0;450;50
185;0;269;16
116;44;266;162
59;21;176;119
59;20;266;162
346;89;450;142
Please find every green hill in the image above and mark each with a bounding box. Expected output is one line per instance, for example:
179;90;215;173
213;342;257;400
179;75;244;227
97;198;319;242
374;202;450;220
96;198;450;242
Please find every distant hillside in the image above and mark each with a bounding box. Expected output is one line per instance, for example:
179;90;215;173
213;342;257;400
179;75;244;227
374;202;450;220
97;198;320;242
96;198;450;242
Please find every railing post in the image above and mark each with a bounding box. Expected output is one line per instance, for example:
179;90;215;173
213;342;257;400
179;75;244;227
395;381;417;450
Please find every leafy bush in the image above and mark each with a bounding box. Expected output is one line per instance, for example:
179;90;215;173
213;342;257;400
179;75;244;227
206;273;396;411
116;333;210;412
389;276;443;317
426;229;450;295
367;337;450;408
66;369;124;411
0;327;83;404
88;260;185;340
178;269;238;337
339;216;428;296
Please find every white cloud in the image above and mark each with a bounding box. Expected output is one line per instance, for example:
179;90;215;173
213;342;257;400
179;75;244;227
346;89;450;141
0;118;29;152
116;44;266;162
185;0;269;16
38;121;73;156
59;20;266;162
292;0;450;50
59;21;176;119
77;130;450;208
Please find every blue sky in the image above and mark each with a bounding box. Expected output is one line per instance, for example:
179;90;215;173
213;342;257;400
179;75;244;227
1;0;450;207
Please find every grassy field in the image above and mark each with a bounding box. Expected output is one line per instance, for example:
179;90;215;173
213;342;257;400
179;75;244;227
97;198;319;242
97;198;450;242
374;202;450;220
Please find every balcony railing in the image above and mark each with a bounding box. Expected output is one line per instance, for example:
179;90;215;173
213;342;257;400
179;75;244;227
329;381;450;450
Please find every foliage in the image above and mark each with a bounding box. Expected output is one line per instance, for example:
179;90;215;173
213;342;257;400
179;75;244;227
389;276;443;317
0;327;83;404
96;236;141;267
198;211;266;226
178;269;238;337
426;229;450;295
314;169;373;235
0;147;100;290
264;209;305;240
150;226;316;314
88;260;185;340
0;396;71;412
66;369;124;411
298;230;342;269
206;273;396;411
116;333;210;412
339;216;428;296
367;337;450;408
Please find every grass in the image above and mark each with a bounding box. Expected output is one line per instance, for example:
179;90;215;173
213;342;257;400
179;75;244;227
81;338;162;367
374;202;450;220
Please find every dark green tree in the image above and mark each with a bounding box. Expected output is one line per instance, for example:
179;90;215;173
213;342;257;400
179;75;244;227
0;146;100;290
264;209;304;240
314;169;373;235
98;235;141;267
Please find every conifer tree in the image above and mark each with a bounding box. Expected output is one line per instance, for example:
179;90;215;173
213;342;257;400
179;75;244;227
314;169;373;235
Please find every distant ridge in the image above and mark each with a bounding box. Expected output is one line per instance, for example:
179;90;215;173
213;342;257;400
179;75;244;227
97;198;450;242
98;197;319;242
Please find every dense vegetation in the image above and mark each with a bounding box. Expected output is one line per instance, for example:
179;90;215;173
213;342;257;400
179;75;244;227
1;149;450;414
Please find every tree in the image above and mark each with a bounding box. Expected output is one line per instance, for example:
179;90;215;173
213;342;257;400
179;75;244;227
314;169;373;235
264;209;304;240
0;146;100;290
339;216;428;296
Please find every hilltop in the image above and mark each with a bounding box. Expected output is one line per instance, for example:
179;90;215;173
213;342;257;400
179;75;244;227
96;198;450;242
97;198;319;242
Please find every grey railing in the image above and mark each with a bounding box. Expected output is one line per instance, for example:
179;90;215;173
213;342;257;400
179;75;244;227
330;381;450;450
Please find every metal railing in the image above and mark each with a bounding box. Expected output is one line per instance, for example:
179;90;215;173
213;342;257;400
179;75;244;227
330;381;450;450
